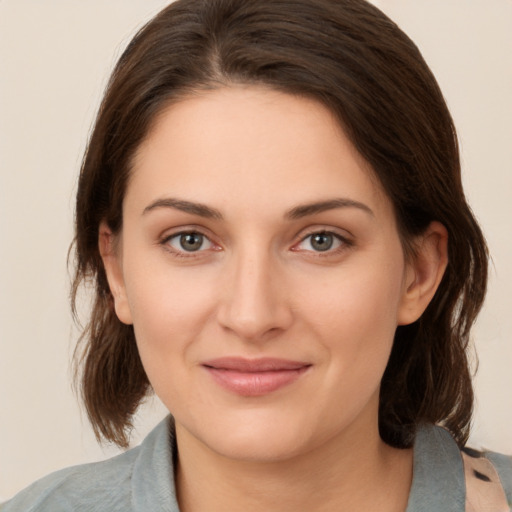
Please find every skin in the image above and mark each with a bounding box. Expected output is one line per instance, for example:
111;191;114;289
100;86;448;511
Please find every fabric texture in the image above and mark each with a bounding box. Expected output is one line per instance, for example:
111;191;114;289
1;417;510;511
462;448;510;511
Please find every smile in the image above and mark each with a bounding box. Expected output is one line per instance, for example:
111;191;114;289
202;357;312;397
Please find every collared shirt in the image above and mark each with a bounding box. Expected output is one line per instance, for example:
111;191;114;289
2;417;511;511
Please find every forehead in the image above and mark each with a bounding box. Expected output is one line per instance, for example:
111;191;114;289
127;86;391;219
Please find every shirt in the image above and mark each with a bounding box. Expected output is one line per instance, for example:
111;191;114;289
2;416;511;511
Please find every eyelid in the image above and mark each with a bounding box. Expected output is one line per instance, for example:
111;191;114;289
159;227;221;257
157;225;353;257
168;232;212;251
291;227;354;254
159;224;216;243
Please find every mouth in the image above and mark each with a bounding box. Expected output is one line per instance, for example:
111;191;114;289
201;357;312;397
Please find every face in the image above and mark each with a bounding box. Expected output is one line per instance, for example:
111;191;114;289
103;86;434;462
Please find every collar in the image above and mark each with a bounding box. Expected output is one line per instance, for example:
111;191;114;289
133;418;465;512
406;424;465;511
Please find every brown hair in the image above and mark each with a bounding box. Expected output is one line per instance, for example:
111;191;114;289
72;0;488;448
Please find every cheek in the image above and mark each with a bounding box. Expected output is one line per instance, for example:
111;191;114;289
124;270;218;411
300;251;406;377
127;275;214;346
305;257;405;335
121;251;220;378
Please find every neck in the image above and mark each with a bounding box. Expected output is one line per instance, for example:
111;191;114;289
174;417;413;512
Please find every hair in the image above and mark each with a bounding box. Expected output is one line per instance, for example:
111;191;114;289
72;0;488;449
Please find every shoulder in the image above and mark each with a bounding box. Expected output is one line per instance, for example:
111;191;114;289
0;416;178;512
486;450;512;488
0;450;138;512
471;448;512;506
407;424;512;511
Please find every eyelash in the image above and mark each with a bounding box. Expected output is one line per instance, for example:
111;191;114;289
160;230;218;258
159;229;353;259
292;230;353;257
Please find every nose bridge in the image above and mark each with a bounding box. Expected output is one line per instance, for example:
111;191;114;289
218;242;291;340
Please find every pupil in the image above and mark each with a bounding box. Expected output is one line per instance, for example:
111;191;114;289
180;233;203;251
311;233;333;251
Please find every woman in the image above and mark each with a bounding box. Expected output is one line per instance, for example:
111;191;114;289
2;0;511;510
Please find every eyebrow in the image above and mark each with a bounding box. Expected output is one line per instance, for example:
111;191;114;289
142;198;223;219
142;197;373;220
285;198;374;219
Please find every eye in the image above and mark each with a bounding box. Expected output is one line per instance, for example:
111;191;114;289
165;232;213;253
294;231;347;253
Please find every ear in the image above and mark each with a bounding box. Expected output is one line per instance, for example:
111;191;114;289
397;221;448;326
98;222;133;325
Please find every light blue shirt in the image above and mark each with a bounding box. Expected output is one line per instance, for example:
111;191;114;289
2;417;511;511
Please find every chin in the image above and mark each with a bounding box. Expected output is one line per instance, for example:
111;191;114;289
178;408;317;463
210;429;311;463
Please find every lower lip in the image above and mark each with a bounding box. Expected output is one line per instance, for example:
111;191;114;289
204;367;310;397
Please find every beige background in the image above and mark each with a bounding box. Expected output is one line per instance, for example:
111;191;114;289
1;0;511;500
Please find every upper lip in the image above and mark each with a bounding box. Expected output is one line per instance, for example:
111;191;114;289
202;357;311;372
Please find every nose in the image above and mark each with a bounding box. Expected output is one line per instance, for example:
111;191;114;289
217;247;293;342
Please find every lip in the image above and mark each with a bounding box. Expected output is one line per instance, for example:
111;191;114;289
202;357;311;397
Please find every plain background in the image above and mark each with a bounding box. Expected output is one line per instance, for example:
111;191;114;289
1;0;511;500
